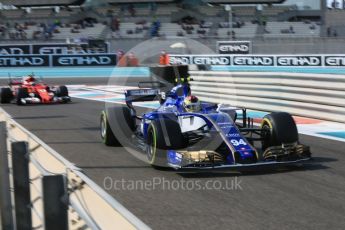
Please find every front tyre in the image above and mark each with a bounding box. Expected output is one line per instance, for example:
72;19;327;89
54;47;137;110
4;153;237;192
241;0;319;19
147;119;185;168
261;112;298;151
56;86;68;97
0;88;13;103
16;88;29;105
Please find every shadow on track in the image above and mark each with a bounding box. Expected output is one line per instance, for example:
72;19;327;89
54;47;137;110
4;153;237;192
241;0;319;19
13;115;68;119
30;127;99;131
1;101;77;108
79;165;152;169
176;156;336;178
45;141;101;144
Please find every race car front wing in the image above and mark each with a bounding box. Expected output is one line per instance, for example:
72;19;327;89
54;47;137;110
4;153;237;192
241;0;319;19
19;96;71;104
167;143;311;170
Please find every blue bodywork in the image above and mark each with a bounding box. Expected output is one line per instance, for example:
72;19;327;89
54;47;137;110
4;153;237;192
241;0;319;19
124;83;311;170
125;84;259;168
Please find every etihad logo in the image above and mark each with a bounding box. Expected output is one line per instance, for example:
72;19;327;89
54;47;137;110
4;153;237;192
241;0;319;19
325;56;345;66
169;56;190;65
217;41;251;54
192;56;230;65
219;44;249;53
57;56;112;65
233;56;274;66
277;56;321;66
0;56;46;66
0;48;25;55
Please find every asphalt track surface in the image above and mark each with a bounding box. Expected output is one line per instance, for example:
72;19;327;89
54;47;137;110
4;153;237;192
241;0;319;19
1;78;345;230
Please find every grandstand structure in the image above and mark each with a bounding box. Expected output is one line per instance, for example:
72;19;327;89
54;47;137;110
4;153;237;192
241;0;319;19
0;0;344;54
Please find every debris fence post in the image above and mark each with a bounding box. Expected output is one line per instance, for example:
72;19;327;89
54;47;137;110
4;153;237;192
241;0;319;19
0;121;14;230
12;141;32;230
42;175;68;230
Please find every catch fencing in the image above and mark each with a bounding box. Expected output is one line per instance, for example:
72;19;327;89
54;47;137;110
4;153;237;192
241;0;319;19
0;108;150;230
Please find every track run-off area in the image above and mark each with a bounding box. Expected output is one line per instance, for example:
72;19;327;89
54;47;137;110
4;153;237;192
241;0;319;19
1;74;345;230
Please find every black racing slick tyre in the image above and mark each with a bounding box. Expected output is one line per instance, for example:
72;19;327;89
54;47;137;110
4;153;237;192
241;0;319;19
100;110;119;146
16;88;29;105
100;106;136;147
146;119;185;168
0;88;12;103
56;85;68;97
261;112;298;150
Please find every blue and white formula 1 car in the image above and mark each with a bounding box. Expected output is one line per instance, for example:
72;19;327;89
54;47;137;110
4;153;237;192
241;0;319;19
100;81;311;170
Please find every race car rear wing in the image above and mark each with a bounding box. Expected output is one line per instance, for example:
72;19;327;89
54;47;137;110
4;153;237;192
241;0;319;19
8;73;43;86
125;89;160;103
138;81;165;89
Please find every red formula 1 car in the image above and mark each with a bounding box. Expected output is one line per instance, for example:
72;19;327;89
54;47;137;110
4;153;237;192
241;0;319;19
0;74;71;105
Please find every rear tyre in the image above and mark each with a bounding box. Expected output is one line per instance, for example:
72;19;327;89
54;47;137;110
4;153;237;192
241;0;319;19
147;119;185;168
100;106;136;147
261;112;298;151
56;86;68;97
100;111;119;146
0;88;12;103
16;88;29;105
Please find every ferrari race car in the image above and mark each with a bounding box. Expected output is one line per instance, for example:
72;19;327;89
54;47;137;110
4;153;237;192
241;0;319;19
100;80;311;170
0;74;71;105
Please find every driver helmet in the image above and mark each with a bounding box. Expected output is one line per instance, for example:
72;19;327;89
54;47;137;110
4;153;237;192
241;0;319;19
24;74;36;83
183;95;201;112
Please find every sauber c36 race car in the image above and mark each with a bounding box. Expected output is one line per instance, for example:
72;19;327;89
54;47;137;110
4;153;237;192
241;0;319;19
0;74;71;105
100;80;311;170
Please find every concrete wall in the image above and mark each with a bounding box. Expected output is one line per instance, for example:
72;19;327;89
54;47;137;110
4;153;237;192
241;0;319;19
2;37;345;55
106;37;345;55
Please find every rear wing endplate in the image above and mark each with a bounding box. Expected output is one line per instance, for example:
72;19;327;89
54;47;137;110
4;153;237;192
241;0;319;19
138;81;165;89
125;89;160;103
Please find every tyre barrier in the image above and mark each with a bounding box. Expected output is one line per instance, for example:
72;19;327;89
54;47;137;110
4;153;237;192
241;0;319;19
0;108;150;230
189;70;345;123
